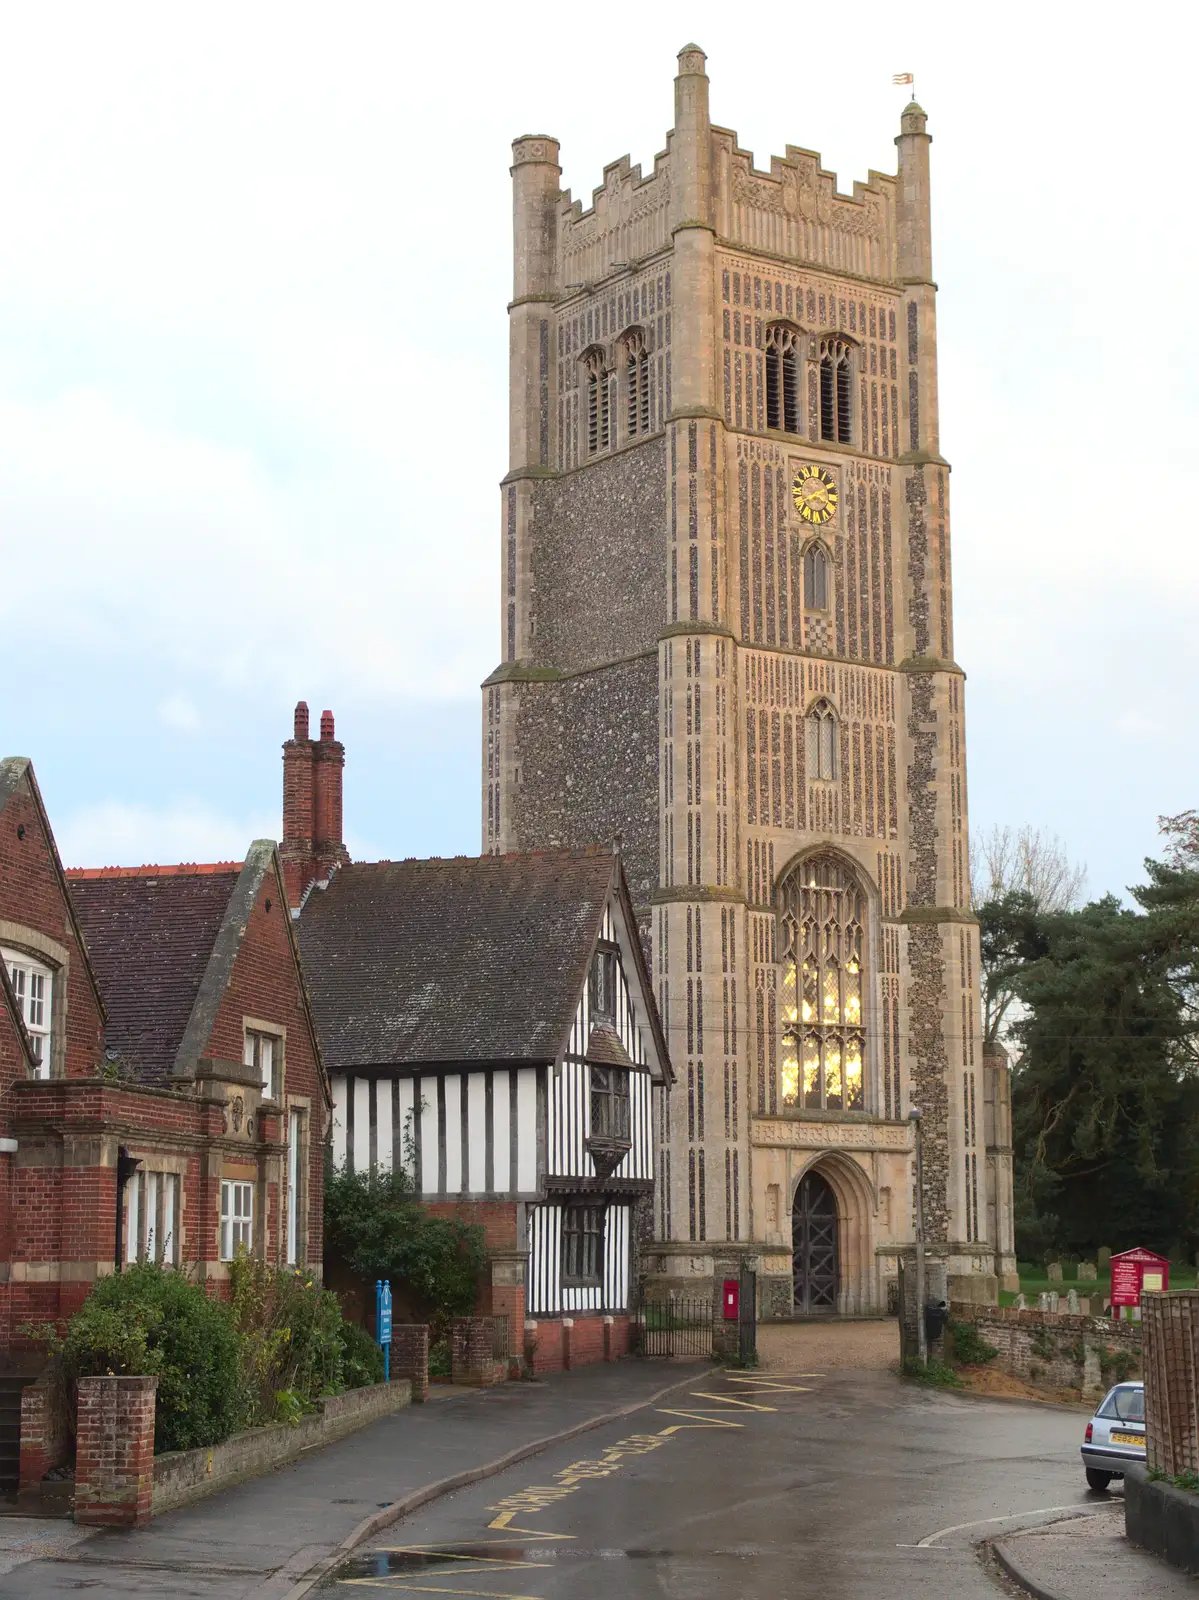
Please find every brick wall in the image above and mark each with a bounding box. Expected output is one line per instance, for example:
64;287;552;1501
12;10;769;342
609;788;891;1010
952;1302;1141;1390
527;1315;630;1373
74;1375;158;1527
451;1317;495;1386
426;1201;520;1252
18;1371;70;1499
391;1324;429;1402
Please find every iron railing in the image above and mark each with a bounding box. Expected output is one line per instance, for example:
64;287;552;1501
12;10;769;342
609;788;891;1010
634;1294;713;1357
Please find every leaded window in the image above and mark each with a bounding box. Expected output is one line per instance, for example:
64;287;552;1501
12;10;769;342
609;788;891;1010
590;946;617;1019
780;856;867;1111
806;699;838;781
590;1066;631;1143
561;1201;604;1286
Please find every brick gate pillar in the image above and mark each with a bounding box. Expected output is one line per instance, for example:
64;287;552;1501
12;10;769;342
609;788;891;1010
73;1375;158;1527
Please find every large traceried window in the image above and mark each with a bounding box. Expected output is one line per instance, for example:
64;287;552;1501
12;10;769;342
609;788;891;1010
819;336;854;443
780;856;867;1112
3;948;52;1078
805;699;838;781
765;324;801;434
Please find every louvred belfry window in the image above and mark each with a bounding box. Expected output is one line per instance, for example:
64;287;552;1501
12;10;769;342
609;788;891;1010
779;856;867;1112
765;325;801;434
819;337;854;444
584;348;610;454
624;329;651;437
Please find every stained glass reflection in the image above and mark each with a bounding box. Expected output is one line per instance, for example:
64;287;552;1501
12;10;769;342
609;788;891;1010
779;855;868;1112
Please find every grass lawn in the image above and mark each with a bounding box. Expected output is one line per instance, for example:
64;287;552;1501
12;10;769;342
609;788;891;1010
997;1260;1196;1307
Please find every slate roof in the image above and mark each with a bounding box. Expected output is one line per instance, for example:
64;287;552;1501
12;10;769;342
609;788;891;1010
68;866;241;1084
295;849;628;1070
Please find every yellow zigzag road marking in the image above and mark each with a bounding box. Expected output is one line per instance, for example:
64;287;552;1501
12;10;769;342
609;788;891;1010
687;1391;777;1411
339;1582;542;1597
486;1512;576;1535
655;1409;745;1429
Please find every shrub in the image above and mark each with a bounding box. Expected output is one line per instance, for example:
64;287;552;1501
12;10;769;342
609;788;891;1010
949;1321;999;1366
228;1256;347;1424
338;1320;386;1389
47;1262;242;1453
324;1164;486;1321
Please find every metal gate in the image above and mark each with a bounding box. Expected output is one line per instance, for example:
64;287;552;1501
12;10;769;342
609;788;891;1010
634;1292;713;1357
738;1263;757;1364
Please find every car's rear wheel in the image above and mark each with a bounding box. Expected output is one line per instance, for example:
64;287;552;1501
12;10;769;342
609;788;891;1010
1086;1468;1113;1491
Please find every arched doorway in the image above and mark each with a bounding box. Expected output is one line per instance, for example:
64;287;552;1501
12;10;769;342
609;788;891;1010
792;1169;838;1313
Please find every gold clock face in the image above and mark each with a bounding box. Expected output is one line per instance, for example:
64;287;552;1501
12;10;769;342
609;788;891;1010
793;465;838;525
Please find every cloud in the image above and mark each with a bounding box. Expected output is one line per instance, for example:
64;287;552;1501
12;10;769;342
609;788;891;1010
55;800;276;871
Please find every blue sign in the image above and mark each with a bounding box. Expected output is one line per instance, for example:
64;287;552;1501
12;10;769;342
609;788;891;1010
375;1279;392;1382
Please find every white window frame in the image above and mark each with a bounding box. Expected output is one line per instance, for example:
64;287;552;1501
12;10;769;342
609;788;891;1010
243;1028;281;1099
287;1109;302;1266
125;1170;180;1266
2;948;53;1079
220;1179;253;1261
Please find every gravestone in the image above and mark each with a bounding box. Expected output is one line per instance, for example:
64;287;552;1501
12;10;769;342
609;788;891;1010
1078;1262;1098;1281
1097;1246;1112;1272
1037;1292;1051;1312
1013;1293;1027;1309
1078;1297;1092;1316
1047;1262;1064;1282
1047;1291;1061;1313
1067;1288;1081;1313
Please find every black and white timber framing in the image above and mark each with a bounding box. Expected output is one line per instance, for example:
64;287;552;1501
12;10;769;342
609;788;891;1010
301;850;671;1318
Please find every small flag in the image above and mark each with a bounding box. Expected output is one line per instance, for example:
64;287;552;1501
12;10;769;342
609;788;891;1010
893;72;914;85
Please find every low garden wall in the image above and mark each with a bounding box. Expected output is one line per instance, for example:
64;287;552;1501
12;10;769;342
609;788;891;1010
950;1302;1141;1392
151;1377;412;1516
1126;1466;1199;1575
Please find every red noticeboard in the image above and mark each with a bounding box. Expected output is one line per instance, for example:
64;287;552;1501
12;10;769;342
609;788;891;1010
1110;1247;1170;1307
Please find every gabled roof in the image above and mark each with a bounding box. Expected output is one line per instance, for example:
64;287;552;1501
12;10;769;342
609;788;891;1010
295;847;670;1078
0;757;107;1026
68;862;243;1083
67;842;329;1100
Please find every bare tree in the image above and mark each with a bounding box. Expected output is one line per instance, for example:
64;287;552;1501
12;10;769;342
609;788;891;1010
970;824;1088;915
970;825;1087;1051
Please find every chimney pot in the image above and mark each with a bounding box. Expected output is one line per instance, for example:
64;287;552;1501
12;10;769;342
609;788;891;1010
320;710;335;741
294;701;310;741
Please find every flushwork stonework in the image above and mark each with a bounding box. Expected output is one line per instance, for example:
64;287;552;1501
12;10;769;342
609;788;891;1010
482;45;1018;1312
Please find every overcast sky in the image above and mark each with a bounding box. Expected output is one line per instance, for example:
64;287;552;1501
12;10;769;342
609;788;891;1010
2;1;1194;903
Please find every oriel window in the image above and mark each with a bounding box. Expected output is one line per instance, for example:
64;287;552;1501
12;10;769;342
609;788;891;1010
590;1065;631;1143
779;856;867;1113
561;1201;605;1286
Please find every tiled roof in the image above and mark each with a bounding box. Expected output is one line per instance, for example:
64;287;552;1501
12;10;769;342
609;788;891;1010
295;850;619;1069
586;1021;635;1070
68;869;241;1083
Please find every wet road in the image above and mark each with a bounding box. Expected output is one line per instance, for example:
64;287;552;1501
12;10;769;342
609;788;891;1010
323;1365;1099;1599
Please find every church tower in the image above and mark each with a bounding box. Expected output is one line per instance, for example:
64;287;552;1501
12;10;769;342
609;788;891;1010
483;47;1017;1312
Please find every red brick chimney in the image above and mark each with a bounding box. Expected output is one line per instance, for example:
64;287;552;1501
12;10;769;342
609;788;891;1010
281;701;349;909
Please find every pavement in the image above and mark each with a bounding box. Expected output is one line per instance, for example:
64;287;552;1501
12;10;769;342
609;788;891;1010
0;1360;713;1598
994;1496;1197;1599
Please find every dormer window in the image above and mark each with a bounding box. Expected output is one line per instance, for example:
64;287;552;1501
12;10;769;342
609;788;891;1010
3;948;52;1078
765;324;802;434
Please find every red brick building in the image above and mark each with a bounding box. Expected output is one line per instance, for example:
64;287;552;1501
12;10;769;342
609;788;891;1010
0;756;330;1372
283;707;672;1372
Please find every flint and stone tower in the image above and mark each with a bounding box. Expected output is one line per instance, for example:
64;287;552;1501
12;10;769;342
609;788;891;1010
483;48;1017;1312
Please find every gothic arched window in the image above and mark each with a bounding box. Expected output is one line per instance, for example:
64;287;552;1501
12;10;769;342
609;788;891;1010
765;324;801;434
803;543;829;611
623;329;651;438
584;348;610;454
806;698;838;782
819;337;854;444
779;855;867;1112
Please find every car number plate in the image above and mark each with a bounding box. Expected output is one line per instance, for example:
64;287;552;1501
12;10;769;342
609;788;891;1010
1111;1431;1143;1446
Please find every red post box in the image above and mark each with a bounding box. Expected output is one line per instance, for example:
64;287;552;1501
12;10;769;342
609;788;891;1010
723;1278;739;1321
